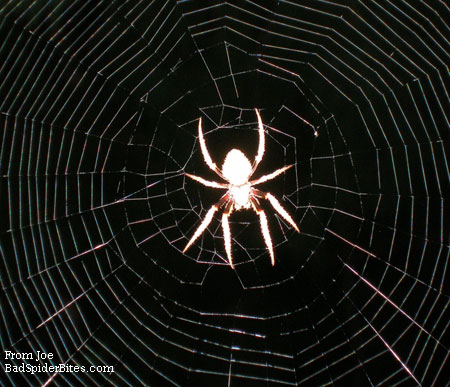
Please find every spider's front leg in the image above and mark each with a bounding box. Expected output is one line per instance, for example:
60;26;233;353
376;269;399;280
250;197;275;265
250;188;300;265
221;200;234;268
253;188;300;233
183;193;229;254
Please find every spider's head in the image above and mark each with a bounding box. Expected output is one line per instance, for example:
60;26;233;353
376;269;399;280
222;149;252;185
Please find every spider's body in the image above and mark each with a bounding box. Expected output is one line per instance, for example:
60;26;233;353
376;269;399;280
229;183;251;210
183;109;300;268
223;149;253;209
222;149;252;185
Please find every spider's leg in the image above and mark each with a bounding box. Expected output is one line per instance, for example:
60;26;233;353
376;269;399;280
185;173;227;188
183;194;229;254
221;201;234;268
260;192;300;233
251;197;275;265
183;205;218;253
252;108;265;174
250;165;293;186
198;117;225;179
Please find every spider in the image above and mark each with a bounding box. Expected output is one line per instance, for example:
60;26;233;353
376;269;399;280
183;109;300;268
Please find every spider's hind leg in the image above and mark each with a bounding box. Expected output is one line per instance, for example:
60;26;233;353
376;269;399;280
198;117;226;179
252;108;266;173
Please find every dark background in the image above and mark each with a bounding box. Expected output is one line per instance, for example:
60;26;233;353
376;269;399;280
0;0;449;386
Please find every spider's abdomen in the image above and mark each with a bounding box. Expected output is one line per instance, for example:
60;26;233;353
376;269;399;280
230;184;251;210
222;149;252;185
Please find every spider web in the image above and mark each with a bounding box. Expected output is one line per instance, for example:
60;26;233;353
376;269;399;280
0;0;449;385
